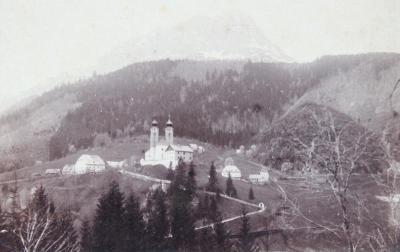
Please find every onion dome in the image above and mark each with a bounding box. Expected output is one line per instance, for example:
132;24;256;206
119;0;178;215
152;119;158;126
166;115;173;127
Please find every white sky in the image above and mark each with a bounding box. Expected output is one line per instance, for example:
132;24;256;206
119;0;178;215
0;0;399;111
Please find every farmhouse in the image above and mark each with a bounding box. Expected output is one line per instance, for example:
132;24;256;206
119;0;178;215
221;157;242;179
249;167;270;184
140;116;194;169
74;154;106;174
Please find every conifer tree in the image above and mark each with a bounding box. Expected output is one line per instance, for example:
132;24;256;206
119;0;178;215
187;161;197;199
146;188;169;251
206;162;219;192
248;186;255;200
225;173;237;198
92;181;125;252
123;194;145;252
170;161;196;250
198;226;214;252
214;212;230;252
31;185;49;215
169;159;187;198
239;208;251;252
80;218;93;252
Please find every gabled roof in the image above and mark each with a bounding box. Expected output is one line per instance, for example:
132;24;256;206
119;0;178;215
168;144;193;153
222;165;241;173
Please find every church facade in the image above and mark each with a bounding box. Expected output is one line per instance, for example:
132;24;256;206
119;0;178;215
140;117;193;169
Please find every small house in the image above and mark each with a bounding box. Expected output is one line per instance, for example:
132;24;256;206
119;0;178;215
45;168;61;176
107;160;127;169
221;157;242;179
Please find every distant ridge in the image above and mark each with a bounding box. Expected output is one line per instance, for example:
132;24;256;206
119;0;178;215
97;13;293;73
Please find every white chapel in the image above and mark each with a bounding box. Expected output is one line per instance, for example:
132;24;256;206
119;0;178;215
140;116;193;169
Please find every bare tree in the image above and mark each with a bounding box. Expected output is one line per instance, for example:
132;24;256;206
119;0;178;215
13;206;78;252
275;106;387;251
12;187;78;252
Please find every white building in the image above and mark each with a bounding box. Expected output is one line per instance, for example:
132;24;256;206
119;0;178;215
140;116;194;170
45;168;61;176
74;154;106;174
221;157;242;179
249;167;270;184
107;160;128;169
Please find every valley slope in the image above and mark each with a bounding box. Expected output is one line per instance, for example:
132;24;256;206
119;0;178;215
0;53;399;171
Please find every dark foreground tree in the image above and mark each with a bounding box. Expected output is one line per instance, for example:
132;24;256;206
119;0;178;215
170;161;196;250
206;162;219;192
80;218;93;252
198;226;214;252
225;174;237;198
239;208;252;252
92;181;125;252
248;186;255;200
123;194;145;252
214;212;230;252
146;188;169;251
187;162;197;199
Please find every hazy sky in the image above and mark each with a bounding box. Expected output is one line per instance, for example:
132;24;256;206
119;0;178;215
0;0;399;112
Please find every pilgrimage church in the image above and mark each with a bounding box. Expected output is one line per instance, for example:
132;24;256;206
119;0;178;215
140;116;193;169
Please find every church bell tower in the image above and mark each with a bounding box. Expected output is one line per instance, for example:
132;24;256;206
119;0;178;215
150;119;159;149
165;115;173;146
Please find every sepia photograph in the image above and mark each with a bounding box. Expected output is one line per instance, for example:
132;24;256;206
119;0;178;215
0;0;400;251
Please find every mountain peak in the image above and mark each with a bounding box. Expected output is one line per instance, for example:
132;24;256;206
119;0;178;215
98;13;293;73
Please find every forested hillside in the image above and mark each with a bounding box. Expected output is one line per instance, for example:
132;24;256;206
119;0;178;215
0;53;399;169
47;59;330;160
254;103;388;173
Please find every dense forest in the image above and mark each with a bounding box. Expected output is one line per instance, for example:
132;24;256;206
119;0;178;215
46;54;399;160
1;53;399;165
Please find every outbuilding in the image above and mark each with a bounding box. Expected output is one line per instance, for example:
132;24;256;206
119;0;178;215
74;154;106;174
221;157;242;179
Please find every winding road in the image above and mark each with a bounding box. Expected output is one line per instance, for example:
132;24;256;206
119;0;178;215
120;169;266;230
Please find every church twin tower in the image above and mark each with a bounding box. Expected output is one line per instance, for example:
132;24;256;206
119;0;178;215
150;116;174;149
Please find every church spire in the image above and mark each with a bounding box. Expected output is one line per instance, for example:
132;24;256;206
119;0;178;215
165;115;173;145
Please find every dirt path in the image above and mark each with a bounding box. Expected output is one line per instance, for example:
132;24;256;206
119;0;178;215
121;168;266;230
